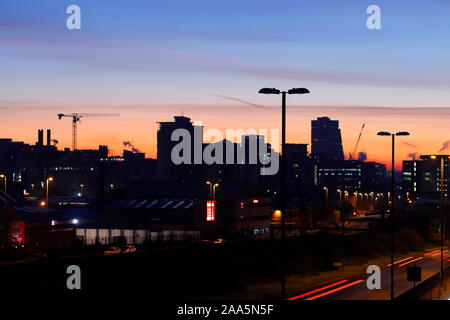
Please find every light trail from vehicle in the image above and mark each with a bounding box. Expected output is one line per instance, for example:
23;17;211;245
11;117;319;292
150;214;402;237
304;280;364;300
431;250;448;257
287;280;349;300
398;257;423;267
424;250;441;256
387;256;414;267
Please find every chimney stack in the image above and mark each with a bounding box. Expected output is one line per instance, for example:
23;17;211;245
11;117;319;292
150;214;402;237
47;129;51;146
37;129;43;146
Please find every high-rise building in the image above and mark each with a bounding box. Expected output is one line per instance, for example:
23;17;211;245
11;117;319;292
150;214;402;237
311;117;344;161
156;116;203;182
402;155;449;200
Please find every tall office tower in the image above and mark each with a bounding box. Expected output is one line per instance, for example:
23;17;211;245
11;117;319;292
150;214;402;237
156;116;203;182
311;116;344;161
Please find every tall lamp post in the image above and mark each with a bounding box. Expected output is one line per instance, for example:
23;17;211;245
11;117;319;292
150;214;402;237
337;189;342;206
259;87;310;299
206;181;219;200
431;155;446;292
377;131;410;300
206;181;212;199
0;175;6;208
323;187;329;225
323;187;329;204
46;177;54;208
213;183;219;200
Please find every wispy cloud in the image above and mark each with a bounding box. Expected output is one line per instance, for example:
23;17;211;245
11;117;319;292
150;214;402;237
213;95;270;109
402;141;416;148
219;65;450;90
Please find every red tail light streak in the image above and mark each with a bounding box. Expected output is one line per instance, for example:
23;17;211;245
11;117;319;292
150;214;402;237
304;280;364;300
287;280;349;300
398;257;423;267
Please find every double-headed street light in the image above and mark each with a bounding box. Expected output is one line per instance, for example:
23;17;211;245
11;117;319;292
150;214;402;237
206;181;220;200
259;86;310;300
377;130;410;300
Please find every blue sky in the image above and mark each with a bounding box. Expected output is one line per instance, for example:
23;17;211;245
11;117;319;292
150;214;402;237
1;0;449;162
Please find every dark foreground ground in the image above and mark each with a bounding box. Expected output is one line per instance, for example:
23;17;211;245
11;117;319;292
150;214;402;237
0;230;435;302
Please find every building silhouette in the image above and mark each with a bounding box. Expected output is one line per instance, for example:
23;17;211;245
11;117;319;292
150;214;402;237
285;143;315;188
156;116;203;183
311;116;344;161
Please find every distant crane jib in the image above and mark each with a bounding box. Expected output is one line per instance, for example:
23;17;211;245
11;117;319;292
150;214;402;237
57;112;120;150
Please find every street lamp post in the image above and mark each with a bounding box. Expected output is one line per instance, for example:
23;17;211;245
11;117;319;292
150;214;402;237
206;181;213;200
46;177;53;208
377;131;410;300
206;181;219;200
323;187;328;204
259;86;310;300
213;183;219;200
0;175;6;208
337;189;342;206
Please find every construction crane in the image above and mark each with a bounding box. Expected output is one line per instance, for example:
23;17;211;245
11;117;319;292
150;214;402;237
57;113;119;150
349;123;365;160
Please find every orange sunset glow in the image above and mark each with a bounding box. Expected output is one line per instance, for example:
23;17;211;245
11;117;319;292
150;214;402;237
2;102;449;170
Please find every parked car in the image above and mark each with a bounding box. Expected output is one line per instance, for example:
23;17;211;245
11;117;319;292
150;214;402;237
121;245;137;254
104;247;121;255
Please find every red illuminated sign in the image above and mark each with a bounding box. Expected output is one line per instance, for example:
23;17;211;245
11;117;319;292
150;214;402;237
9;221;25;244
206;200;216;221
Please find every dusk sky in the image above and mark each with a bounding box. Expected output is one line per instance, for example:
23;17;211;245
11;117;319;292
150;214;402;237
1;0;450;169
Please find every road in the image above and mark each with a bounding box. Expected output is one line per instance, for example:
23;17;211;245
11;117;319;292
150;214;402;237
288;249;450;300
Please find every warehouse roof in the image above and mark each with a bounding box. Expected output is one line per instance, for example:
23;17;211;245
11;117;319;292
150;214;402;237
104;198;194;210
